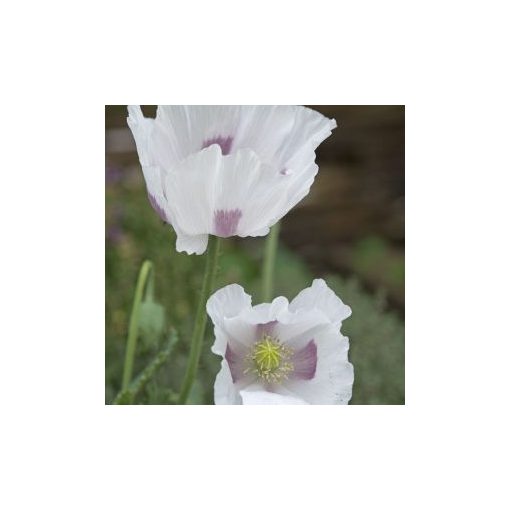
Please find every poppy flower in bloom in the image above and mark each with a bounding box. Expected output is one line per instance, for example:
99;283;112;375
206;279;353;404
127;106;336;254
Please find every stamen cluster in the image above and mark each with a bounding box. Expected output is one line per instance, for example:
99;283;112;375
245;335;294;383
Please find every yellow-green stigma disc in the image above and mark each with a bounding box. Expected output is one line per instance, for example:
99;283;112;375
246;335;293;382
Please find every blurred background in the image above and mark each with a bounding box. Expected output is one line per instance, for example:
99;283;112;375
105;105;405;404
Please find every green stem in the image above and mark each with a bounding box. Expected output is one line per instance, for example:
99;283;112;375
262;222;281;302
121;260;154;391
114;329;179;405
178;235;221;404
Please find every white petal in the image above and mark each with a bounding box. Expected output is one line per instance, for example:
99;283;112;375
274;106;336;172
222;105;335;173
235;106;334;223
127;106;171;222
127;105;154;167
289;279;352;329
127;105;174;186
174;231;208;255
278;160;318;215
164;146;289;240
127;108;161;189
157;106;244;159
211;150;289;237
214;360;242;405
154;106;335;174
164;144;223;236
207;285;273;390
221;316;260;350
211;323;254;360
224;342;249;383
232;106;297;162
282;330;353;405
239;296;289;325
207;284;252;355
273;307;331;351
156;106;295;163
239;386;308;405
237;106;335;218
207;284;252;327
210;321;257;389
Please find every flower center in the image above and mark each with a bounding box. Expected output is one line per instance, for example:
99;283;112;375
245;335;294;383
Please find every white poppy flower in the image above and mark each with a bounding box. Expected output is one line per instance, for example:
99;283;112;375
127;106;336;255
206;279;353;405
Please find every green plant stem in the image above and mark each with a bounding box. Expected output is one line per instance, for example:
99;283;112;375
262;222;281;302
178;236;221;404
121;260;154;391
114;329;179;404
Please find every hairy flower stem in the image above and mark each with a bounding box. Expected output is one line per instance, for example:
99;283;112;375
121;260;155;391
178;236;221;404
262;222;281;302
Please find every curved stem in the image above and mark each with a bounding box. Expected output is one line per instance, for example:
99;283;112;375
178;236;221;404
262;222;281;302
121;260;154;391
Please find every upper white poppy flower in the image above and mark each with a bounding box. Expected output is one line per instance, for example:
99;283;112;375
127;106;336;254
206;279;353;405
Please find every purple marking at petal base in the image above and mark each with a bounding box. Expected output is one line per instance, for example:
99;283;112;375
225;343;245;383
148;193;167;223
291;340;317;380
202;136;234;155
256;320;278;338
214;209;242;237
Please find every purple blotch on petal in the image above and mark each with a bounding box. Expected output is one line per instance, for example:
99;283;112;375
256;320;278;338
291;340;317;380
148;193;167;223
226;343;245;383
214;209;242;237
202;135;234;155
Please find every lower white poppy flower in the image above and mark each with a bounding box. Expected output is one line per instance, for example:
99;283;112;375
206;279;353;405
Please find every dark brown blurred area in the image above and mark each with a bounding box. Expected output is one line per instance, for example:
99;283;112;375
292;106;405;309
105;105;405;310
300;106;404;244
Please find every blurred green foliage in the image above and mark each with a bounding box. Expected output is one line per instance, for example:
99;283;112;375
351;236;405;306
106;174;405;404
